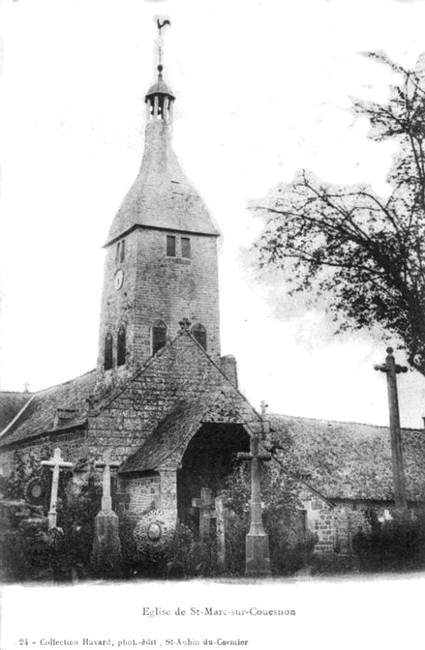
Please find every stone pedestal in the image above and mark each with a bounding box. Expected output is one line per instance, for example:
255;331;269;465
92;511;122;568
245;532;271;577
238;437;272;577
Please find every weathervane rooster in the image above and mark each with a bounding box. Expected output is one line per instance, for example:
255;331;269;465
157;19;171;36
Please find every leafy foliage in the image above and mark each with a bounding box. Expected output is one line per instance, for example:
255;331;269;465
53;476;101;580
254;52;425;375
0;446;52;502
222;462;315;575
352;517;425;572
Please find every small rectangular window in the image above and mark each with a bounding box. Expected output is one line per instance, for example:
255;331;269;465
181;237;191;258
152;325;167;354
115;242;120;264
120;239;125;262
166;235;176;257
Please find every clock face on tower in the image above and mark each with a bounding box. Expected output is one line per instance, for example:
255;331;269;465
114;269;124;290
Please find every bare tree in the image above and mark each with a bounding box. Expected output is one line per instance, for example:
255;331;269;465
254;52;425;377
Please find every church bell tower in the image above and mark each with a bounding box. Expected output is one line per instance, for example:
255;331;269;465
97;28;221;377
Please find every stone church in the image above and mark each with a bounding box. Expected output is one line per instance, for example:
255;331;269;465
1;45;425;561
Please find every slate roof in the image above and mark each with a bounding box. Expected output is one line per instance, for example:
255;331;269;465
120;393;219;473
269;414;425;502
0;370;98;447
0;328;228;451
3;332;425;505
0;392;33;432
106;118;219;245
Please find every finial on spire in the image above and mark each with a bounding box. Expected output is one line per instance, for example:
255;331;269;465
156;18;171;70
146;19;175;122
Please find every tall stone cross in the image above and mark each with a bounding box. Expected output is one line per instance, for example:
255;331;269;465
192;487;216;541
238;436;271;576
374;347;408;513
41;448;73;529
95;450;120;513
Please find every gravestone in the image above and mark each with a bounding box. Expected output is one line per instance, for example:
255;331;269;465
192;488;216;541
192;489;227;573
215;496;226;572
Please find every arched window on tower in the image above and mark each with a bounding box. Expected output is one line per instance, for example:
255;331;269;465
191;324;207;350
116;240;125;264
152;320;167;355
117;325;126;366
104;333;113;370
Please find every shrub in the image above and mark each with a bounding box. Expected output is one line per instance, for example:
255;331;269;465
353;518;425;573
221;464;315;576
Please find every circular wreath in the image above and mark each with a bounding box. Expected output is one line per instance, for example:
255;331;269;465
25;477;49;506
133;509;175;562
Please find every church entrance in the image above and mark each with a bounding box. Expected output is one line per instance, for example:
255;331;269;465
176;422;250;530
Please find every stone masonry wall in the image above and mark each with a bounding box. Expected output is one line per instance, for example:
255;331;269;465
118;475;161;517
97;227;220;376
89;333;226;462
303;497;422;555
0;428;89;478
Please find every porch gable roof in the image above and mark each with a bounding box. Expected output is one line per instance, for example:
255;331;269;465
119;388;261;474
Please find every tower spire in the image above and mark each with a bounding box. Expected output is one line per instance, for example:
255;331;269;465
98;24;221;375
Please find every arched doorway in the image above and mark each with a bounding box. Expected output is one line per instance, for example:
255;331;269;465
176;422;250;527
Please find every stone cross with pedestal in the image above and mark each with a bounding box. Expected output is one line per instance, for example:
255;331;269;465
92;450;122;568
374;347;408;515
41;448;73;529
238;436;271;577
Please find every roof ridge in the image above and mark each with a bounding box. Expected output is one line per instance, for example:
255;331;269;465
269;412;424;433
0;394;37;440
22;368;98;396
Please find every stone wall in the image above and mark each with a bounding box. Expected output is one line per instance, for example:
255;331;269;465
118;474;161;517
97;227;221;375
0;428;89;478
89;332;228;461
303;496;425;555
